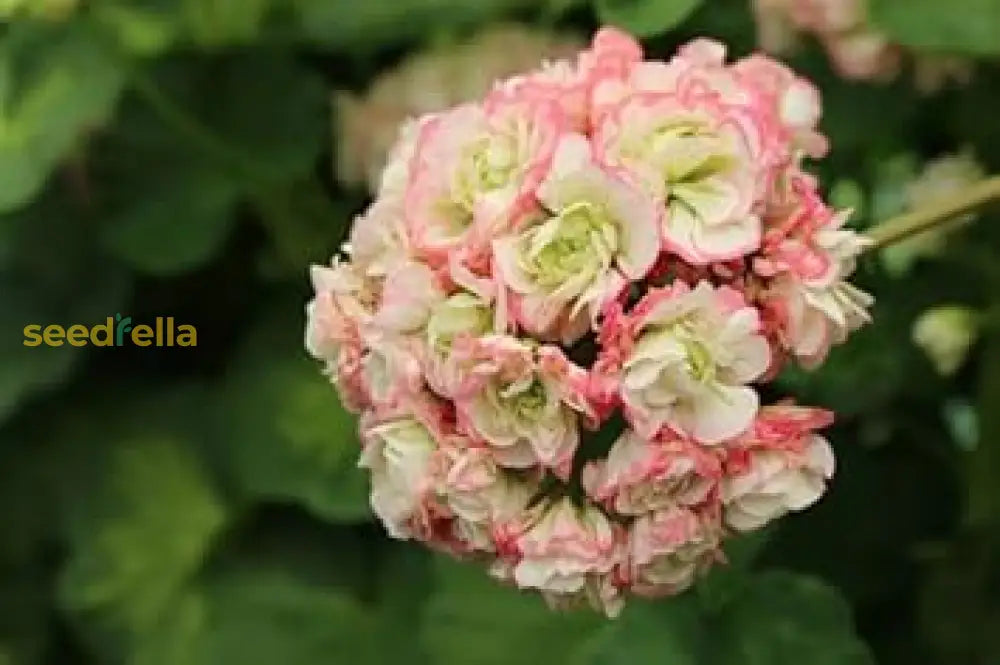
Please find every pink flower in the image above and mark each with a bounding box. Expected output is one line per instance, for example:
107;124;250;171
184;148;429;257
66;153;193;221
627;506;722;597
450;335;591;477
757;184;873;367
359;415;449;540
734;54;828;158
583;428;722;515
305;262;382;411
509;498;623;617
722;404;836;530
615;281;771;444
595;89;765;264
493;133;660;343
404;98;565;264
440;446;537;552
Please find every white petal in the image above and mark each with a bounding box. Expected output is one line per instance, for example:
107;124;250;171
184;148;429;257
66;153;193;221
689;384;758;444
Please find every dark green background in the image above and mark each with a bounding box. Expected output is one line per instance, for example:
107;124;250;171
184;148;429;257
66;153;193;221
2;0;999;663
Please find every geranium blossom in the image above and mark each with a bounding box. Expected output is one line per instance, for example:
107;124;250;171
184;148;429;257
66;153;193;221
616;281;771;444
306;27;871;616
494;133;659;342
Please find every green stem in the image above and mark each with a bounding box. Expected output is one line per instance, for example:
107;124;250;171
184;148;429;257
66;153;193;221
864;175;1000;251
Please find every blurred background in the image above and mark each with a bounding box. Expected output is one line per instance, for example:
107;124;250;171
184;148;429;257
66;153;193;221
2;0;999;663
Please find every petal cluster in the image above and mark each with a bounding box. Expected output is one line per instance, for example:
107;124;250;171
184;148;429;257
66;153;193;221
306;28;872;617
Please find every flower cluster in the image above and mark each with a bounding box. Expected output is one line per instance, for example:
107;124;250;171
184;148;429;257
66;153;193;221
751;0;971;92
307;28;873;617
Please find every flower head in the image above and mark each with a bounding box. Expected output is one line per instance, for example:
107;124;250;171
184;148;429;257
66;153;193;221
307;27;867;616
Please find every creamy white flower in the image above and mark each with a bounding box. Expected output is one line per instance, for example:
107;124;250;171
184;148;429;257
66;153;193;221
373;261;445;334
345;121;420;277
494;133;659;343
359;418;439;539
912;305;980;376
622;281;771;444
722;434;835;531
305;261;377;362
466;370;579;471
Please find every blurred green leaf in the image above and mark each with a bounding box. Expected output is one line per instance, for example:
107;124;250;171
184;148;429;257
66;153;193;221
92;2;184;57
291;0;531;49
376;543;433;664
100;160;241;275
0;192;130;425
697;528;773;612
573;571;872;665
968;324;1000;526
916;536;1000;664
59;436;228;639
96;50;328;275
93;0;278;54
0;21;124;213
182;0;275;47
216;302;370;523
422;557;604;665
133;564;380;665
870;0;1000;56
594;0;702;37
571;597;702;665
710;572;875;665
0;569;49;665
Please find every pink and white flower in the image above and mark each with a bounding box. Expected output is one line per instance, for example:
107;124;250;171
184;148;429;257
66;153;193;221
305;261;381;411
583;428;721;515
404;98;564;264
359;416;446;540
451;335;590;477
509;498;623;617
628;506;722;597
617;281;771;444
722;404;836;531
493;133;660;343
440;447;536;551
760;188;874;367
595;90;764;264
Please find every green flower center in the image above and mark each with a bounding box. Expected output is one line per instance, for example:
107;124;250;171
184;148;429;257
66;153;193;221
638;321;718;385
426;294;493;353
682;337;716;383
500;378;548;421
522;200;618;289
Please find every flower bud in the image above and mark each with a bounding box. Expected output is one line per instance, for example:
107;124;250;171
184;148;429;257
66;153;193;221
912;306;980;376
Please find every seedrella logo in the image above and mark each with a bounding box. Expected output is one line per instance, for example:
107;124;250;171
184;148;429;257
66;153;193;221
23;314;197;348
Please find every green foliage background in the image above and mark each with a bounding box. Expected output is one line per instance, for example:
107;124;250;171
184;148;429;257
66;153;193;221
2;0;1000;663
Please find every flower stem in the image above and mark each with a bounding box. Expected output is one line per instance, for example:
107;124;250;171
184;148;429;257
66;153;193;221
864;175;1000;251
